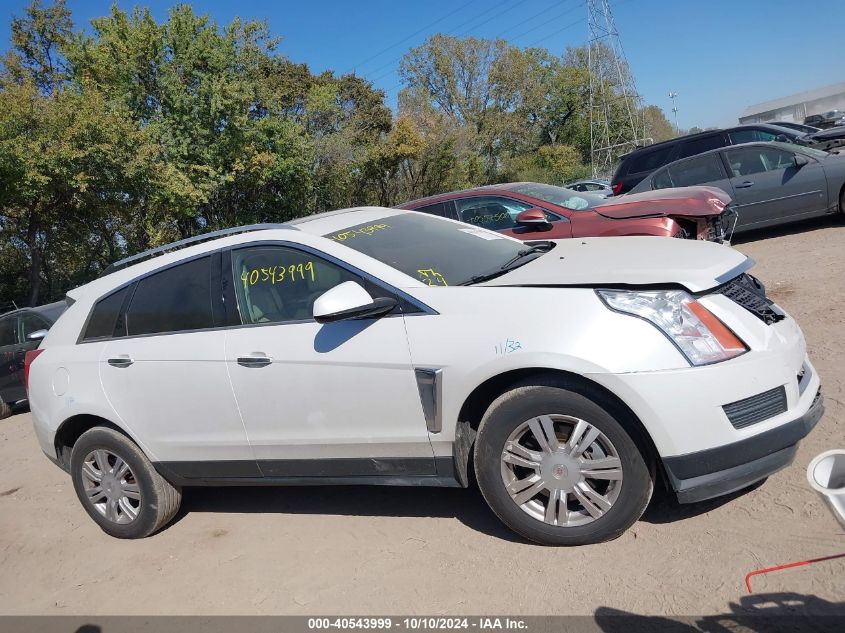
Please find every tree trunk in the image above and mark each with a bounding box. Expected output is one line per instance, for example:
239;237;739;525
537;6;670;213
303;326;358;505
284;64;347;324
26;213;42;307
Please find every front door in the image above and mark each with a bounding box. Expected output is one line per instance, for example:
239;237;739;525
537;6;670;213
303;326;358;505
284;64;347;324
223;243;435;478
722;146;828;229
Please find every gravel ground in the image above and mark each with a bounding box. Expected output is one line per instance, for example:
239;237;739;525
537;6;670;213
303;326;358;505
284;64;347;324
0;215;843;617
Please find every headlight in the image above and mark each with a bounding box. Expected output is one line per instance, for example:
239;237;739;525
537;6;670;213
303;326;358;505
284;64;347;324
597;289;747;366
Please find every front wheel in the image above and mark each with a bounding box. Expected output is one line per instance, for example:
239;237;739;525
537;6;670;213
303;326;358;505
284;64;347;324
474;381;653;545
70;427;181;538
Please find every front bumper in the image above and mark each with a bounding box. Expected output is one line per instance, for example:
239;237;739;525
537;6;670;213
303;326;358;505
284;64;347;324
663;390;824;503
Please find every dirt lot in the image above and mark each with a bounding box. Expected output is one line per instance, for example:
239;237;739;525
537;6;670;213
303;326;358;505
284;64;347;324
1;216;843;618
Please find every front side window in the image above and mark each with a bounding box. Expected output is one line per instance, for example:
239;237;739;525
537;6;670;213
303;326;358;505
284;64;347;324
325;213;541;287
126;256;214;336
666;154;724;187
725;147;796;177
232;246;363;324
454;196;534;230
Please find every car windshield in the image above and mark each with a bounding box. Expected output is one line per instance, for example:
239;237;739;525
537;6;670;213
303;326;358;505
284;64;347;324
507;183;603;211
323;213;544;286
771;141;830;159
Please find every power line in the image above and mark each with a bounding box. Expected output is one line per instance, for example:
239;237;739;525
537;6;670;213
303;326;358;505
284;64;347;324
524;16;583;47
364;0;534;84
505;1;583;44
345;0;478;75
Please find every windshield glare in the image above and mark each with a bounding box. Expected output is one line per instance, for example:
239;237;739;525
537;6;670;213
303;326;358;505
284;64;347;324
508;183;603;210
324;213;530;286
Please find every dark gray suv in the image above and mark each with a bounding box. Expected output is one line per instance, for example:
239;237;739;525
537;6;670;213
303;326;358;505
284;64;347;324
610;124;807;195
0;302;66;418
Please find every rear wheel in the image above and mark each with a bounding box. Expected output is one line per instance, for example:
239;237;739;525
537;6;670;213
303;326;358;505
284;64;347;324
70;427;181;538
474;380;653;545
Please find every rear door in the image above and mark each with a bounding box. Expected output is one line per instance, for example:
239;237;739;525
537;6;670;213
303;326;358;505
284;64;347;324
99;253;254;473
721;145;829;229
656;153;734;194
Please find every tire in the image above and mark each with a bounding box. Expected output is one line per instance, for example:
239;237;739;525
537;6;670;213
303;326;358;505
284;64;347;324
70;427;181;539
474;379;653;546
839;187;845;215
0;400;11;420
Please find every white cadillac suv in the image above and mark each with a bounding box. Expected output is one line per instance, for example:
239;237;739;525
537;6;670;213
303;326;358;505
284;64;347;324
26;207;823;544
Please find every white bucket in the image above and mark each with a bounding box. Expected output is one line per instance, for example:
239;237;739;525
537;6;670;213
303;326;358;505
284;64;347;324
807;450;845;529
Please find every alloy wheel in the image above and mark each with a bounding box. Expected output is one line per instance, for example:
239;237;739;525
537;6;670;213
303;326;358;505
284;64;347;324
500;414;623;527
80;449;142;524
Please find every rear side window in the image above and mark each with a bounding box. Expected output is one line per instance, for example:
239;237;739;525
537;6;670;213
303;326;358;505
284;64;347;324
414;202;450;217
126;256;214;336
677;134;726;159
667;154;724;187
628;146;673;174
0;316;17;346
82;287;130;341
20;313;49;339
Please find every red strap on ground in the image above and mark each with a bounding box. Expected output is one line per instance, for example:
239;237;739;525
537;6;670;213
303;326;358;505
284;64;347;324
745;552;845;593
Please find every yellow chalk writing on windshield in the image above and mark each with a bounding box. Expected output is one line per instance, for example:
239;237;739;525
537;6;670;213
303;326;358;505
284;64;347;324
417;268;448;287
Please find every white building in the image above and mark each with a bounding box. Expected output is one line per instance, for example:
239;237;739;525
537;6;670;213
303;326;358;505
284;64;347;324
739;81;845;124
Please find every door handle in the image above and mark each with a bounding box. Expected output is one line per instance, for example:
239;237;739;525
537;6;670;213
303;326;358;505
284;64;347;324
107;355;133;368
237;355;272;368
735;180;755;188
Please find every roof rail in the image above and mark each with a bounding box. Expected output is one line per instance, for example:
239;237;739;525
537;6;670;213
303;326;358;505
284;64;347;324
101;223;295;276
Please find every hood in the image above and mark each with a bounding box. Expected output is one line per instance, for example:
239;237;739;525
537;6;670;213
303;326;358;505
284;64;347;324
482;236;750;293
593;186;731;219
810;125;845;140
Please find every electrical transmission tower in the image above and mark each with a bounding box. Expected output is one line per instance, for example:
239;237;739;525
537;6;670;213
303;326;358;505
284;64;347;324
587;0;649;179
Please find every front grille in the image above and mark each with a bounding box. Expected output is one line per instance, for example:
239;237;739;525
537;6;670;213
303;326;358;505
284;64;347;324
718;274;784;325
723;386;788;429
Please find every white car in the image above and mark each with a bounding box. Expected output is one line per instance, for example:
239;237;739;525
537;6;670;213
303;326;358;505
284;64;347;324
26;208;823;544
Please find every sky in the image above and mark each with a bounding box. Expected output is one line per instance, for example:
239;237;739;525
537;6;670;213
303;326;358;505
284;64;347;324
1;0;842;130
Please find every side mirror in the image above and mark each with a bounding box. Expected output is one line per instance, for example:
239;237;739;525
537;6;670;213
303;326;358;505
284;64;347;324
313;281;397;324
775;134;789;143
26;329;48;341
793;154;809;168
515;208;552;232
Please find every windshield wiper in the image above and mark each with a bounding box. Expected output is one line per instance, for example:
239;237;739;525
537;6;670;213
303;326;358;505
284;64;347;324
461;241;555;285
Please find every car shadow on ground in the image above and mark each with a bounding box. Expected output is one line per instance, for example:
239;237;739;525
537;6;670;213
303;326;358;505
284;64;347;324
594;593;845;632
639;479;765;525
176;482;529;543
731;213;844;245
174;477;765;543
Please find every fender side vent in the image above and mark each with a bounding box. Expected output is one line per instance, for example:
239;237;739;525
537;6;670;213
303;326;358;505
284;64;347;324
723;386;787;429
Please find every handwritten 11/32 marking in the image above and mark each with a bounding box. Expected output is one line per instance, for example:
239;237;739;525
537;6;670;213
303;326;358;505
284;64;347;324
241;261;315;286
495;339;522;355
330;223;390;241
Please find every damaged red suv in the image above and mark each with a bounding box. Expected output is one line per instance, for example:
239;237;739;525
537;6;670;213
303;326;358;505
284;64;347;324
398;182;735;242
